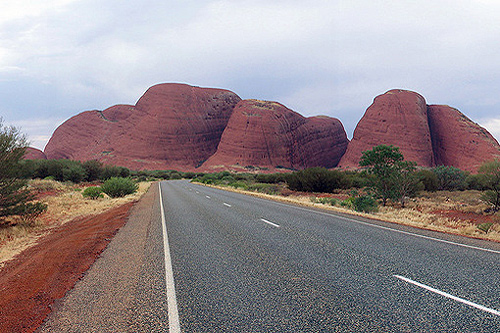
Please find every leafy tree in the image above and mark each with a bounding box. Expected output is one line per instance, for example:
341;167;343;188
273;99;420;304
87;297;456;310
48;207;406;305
0;120;46;224
359;145;404;206
478;159;500;211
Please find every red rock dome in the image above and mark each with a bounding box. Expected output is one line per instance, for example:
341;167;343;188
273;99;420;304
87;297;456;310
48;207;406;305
202;100;348;171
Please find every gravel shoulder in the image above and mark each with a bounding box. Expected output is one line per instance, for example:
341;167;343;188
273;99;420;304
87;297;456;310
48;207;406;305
0;184;157;333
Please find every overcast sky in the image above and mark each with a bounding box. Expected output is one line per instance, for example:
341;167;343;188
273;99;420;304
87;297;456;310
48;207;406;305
1;0;500;150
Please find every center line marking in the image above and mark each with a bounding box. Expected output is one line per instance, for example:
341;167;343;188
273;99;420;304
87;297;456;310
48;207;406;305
223;203;232;207
260;218;280;228
394;275;500;316
159;183;181;332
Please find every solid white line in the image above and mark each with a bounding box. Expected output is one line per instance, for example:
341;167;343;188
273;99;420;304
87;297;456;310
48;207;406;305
260;218;280;228
223;203;232;207
257;199;500;255
159;183;181;332
201;185;500;254
394;275;500;316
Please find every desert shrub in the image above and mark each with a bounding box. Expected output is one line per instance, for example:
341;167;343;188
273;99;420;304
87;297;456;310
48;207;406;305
169;172;182;180
229;181;248;190
416;169;439;191
466;174;487;190
432;165;467;191
62;162;86;183
247;183;280;195
477;222;494;233
19;202;48;225
82;160;103;182
101;166;130;180
255;173;287;184
82;186;104;200
286;168;346;193
352;195;378;213
316;197;340;206
481;191;499;212
478;160;500;211
101;177;138;198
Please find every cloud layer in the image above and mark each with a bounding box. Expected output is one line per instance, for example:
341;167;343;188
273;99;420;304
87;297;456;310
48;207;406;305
1;0;499;149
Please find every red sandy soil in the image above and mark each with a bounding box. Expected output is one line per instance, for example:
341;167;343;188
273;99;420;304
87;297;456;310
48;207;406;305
432;209;496;225
0;202;135;333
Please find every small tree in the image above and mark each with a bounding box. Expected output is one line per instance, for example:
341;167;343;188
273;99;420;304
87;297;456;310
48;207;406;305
389;160;420;207
359;145;403;206
479;159;500;211
0;120;46;224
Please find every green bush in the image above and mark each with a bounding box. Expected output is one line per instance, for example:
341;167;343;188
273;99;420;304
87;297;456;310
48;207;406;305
286;168;347;193
417;169;439;191
352;195;378;213
101;177;138;198
82;186;104;200
82;160;103;182
101;166;130;180
432;165;467;191
477;222;494;233
316;197;340;206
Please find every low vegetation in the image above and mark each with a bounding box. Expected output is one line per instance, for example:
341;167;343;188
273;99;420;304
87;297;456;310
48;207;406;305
192;147;500;242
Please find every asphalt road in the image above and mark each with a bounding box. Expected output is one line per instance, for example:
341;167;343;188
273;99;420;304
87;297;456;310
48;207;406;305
40;180;500;332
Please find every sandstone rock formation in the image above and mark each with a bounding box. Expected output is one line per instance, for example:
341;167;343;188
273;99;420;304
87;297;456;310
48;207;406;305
44;83;499;173
23;147;47;160
202;100;348;171
339;89;500;172
44;83;241;170
428;105;500;172
338;90;434;169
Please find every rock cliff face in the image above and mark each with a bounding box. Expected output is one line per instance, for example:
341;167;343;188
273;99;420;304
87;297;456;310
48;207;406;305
428;105;500;172
23;147;47;160
339;89;500;172
202;100;348;171
339;90;434;168
44;83;241;170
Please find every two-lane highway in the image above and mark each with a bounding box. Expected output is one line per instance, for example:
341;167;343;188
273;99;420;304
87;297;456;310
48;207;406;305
161;180;500;332
39;180;500;332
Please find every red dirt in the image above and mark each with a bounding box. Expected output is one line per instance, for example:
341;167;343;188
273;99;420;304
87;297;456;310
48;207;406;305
431;209;496;225
0;202;135;333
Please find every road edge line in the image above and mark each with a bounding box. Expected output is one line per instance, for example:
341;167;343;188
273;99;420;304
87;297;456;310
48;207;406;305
159;182;181;332
394;275;500;316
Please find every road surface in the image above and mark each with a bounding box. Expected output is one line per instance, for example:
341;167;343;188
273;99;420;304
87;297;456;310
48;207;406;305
39;180;500;332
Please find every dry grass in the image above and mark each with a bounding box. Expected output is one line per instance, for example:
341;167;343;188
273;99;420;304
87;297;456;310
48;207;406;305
204;184;500;243
0;180;152;267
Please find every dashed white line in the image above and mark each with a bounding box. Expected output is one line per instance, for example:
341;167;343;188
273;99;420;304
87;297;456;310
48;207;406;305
223;203;232;207
394;275;500;316
206;195;211;199
159;183;181;332
260;218;280;228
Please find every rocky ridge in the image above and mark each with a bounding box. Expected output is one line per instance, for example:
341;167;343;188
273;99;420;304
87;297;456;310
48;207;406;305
41;84;500;172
